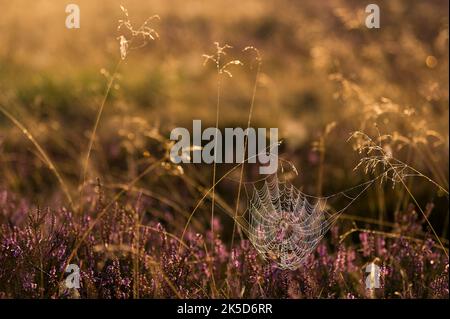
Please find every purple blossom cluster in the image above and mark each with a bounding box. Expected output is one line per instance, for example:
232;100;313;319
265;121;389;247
0;189;448;299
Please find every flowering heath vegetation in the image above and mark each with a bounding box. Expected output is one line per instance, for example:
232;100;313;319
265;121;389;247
0;0;448;299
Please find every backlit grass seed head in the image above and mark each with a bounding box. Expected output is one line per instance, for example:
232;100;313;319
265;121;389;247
243;46;262;64
349;131;421;189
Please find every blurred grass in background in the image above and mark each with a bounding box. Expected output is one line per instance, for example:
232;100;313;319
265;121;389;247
0;0;448;237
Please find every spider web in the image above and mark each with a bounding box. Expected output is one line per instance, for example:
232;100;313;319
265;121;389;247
247;175;342;270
